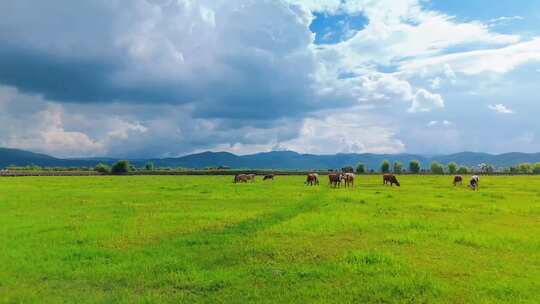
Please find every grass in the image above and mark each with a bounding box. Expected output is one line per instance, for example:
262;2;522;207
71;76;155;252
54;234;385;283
0;175;539;303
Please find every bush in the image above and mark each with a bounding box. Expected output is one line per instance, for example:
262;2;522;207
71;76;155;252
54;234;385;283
409;160;421;174
393;161;403;174
111;160;131;175
380;160;390;173
94;163;110;174
447;162;457;174
430;161;444;174
356;163;366;174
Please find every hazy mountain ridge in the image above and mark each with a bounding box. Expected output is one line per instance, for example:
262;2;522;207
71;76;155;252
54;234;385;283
3;147;540;170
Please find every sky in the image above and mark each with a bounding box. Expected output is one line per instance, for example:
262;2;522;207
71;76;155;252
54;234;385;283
0;0;539;158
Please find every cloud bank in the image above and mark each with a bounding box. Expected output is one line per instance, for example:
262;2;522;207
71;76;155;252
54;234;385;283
1;0;539;157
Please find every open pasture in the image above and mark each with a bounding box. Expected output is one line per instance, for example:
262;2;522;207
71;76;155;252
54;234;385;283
1;175;539;303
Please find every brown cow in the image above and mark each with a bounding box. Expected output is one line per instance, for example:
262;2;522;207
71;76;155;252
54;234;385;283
383;174;400;186
343;173;355;188
263;174;275;181
233;174;249;183
453;175;463;186
306;173;319;186
328;173;343;188
246;174;256;182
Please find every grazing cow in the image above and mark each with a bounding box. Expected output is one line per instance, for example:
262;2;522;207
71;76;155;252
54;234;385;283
246;174;256;182
343;173;355;188
263;174;275;181
469;175;480;190
383;174;400;186
328;173;343;188
233;174;249;183
453;175;463;186
305;173;319;186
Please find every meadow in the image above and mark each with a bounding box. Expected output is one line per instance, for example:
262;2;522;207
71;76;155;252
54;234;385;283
1;175;539;303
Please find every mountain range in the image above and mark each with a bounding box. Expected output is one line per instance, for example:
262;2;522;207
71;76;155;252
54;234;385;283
2;147;540;170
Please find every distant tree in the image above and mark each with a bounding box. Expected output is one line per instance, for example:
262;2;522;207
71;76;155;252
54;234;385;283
342;166;354;173
111;160;131;175
509;166;519;174
380;160;390;173
356;163;366;174
393;161;403;174
145;162;155;171
94;163;110;174
409;160;421;174
447;162;457;174
518;163;532;174
457;166;469;174
533;163;540;174
430;161;444;174
479;163;494;173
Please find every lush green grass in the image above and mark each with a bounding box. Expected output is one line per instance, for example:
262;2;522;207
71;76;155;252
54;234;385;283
1;175;539;303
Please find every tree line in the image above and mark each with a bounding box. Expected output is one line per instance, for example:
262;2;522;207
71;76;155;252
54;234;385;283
5;160;540;175
350;160;540;174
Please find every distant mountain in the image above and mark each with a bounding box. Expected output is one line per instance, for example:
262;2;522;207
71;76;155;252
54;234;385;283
138;151;540;170
0;148;97;168
3;147;540;170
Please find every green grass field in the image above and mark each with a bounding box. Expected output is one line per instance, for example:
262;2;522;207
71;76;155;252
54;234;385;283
1;175;539;303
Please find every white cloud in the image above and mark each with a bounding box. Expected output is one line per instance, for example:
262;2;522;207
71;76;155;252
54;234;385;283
408;89;444;113
279;110;405;154
488;104;514;114
427;120;452;127
488;16;524;27
7;105;106;157
400;38;540;75
430;77;441;89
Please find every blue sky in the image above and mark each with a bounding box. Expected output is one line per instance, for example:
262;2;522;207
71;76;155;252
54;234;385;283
0;0;539;157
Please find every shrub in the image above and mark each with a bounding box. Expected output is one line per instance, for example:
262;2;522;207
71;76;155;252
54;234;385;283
94;163;110;174
356;163;366;174
111;160;131;175
409;160;421;174
447;162;457;174
380;160;390;173
430;161;444;174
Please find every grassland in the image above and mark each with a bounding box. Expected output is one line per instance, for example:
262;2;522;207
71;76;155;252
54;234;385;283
1;175;539;303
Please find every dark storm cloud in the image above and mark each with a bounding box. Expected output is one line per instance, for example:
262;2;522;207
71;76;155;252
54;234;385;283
0;0;325;122
0;45;196;103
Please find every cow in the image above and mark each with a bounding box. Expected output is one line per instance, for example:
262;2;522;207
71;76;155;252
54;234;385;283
305;173;319;186
469;175;480;190
328;173;343;188
246;174;256;182
343;173;355;188
453;175;463;186
233;174;249;183
383;174;400;186
263;174;275;181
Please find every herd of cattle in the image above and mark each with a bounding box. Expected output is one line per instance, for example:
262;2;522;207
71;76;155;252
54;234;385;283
234;173;481;190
